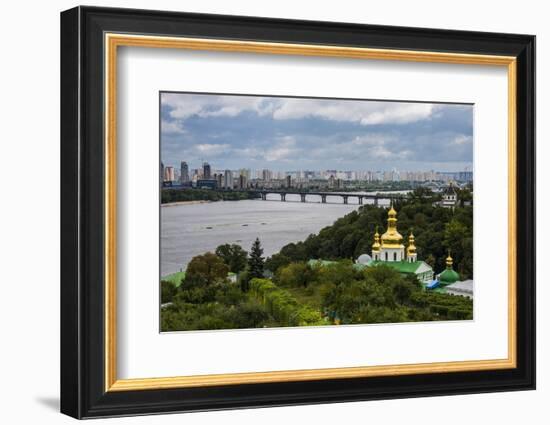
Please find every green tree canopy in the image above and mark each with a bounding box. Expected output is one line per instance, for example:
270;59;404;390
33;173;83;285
265;253;292;274
160;280;177;304
184;252;229;287
215;243;248;274
322;265;422;324
265;195;473;279
275;262;319;288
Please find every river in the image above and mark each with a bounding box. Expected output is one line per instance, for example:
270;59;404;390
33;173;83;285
161;193;403;276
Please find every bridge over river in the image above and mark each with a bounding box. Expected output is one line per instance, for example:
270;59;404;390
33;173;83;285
252;190;406;205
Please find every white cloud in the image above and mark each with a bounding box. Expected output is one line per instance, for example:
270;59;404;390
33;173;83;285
351;134;395;146
359;103;434;125
233;146;263;159
163;93;271;120
161;119;186;134
452;134;472;145
265;136;298;161
162;94;206;119
162;93;436;126
271;99;434;125
297;133;408;164
194;143;231;156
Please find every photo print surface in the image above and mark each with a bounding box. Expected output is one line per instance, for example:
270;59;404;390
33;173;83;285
159;92;474;332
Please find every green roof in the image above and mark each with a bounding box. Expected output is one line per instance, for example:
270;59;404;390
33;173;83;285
308;259;338;268
308;259;432;275
161;271;186;288
368;260;430;274
439;268;460;284
162;270;239;287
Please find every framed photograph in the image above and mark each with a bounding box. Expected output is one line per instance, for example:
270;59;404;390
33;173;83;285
60;6;535;419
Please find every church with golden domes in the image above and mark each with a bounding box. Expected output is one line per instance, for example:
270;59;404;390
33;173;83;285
359;205;435;284
313;204;471;295
371;206;417;263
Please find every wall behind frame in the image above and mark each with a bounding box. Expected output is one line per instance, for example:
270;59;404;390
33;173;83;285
0;1;544;424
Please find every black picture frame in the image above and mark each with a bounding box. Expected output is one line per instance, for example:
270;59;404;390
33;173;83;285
61;5;536;419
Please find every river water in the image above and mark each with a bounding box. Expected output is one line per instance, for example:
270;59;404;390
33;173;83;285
161;193;399;276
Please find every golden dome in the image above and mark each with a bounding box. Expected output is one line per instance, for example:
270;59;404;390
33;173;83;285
381;206;404;248
407;232;417;255
372;226;381;252
446;250;453;268
440;250;460;284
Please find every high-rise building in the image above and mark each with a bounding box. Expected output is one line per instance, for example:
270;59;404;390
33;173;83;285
203;162;211;180
216;173;223;188
286;175;292;188
224;170;233;189
391;168;400;182
251;169;261;180
238;174;248;190
160;162;164;184
180;161;189;183
164;166;175;182
239;168;251;180
262;169;272;181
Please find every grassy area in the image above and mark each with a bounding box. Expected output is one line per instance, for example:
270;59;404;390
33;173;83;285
162;271;186;288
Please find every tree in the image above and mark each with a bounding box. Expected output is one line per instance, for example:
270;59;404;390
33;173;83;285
457;187;473;206
248;238;265;280
161;280;177;304
392;274;421;305
316;260;359;287
443;219;471;277
407;187;435;203
425;254;436;268
321;265;415;324
184;252;229;287
279;242;308;262
238;270;251;293
215;243;248;274
265;253;292;273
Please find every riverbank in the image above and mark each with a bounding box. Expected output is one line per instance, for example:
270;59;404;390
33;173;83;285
162;200;212;207
162;188;261;204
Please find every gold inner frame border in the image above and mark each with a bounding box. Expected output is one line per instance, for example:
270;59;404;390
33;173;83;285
104;33;517;392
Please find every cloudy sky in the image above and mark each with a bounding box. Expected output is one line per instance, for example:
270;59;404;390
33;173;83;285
160;92;473;172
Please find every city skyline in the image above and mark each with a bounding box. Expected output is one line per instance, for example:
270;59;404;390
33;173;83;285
161;161;472;190
161;92;473;172
162;161;471;176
